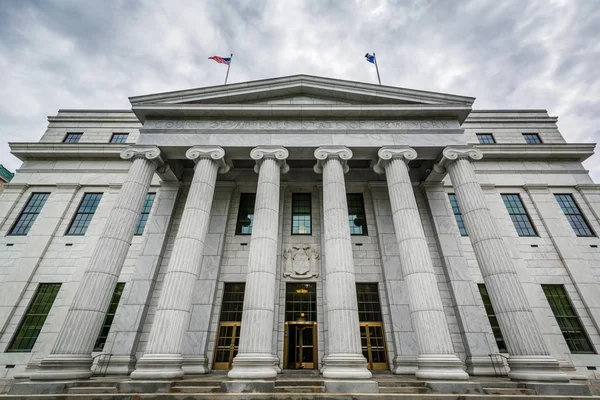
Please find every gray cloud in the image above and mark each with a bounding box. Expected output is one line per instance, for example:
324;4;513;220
0;0;598;180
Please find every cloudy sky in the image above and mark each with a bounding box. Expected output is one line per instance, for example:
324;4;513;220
0;0;599;180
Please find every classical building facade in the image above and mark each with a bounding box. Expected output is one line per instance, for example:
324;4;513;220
1;75;600;387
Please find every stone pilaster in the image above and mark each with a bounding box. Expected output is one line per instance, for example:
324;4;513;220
313;146;371;380
228;146;289;379
436;146;568;382
576;184;600;226
31;147;165;381
131;146;229;380
374;146;468;380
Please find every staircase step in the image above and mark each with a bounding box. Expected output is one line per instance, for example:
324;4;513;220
374;380;427;388
484;387;535;395
171;386;220;393
275;385;324;393
378;386;430;394
274;380;324;387
176;380;225;387
65;386;118;394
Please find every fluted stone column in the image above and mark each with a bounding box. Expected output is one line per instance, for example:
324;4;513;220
31;147;165;381
131;146;229;380
313;146;372;380
373;147;468;380
228;146;289;379
436;146;568;382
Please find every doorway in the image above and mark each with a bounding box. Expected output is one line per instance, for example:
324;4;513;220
213;283;245;370
283;283;317;369
357;283;388;370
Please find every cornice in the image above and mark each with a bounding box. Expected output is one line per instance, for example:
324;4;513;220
475;143;595;161
9;143;129;161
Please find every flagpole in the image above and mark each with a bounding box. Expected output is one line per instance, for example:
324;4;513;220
373;52;382;85
224;53;233;84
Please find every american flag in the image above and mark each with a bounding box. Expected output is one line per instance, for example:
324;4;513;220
208;55;231;65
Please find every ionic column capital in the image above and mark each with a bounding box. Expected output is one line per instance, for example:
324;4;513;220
185;146;230;174
373;146;417;174
313;146;353;174
120;146;165;168
250;146;289;174
433;146;483;175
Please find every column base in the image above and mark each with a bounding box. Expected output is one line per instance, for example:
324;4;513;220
321;353;372;379
391;355;418;375
466;355;499;376
228;353;278;379
130;354;184;380
182;356;209;375
101;355;136;375
30;354;92;381
415;354;469;380
508;355;570;382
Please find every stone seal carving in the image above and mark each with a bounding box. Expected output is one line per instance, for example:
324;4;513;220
283;245;319;279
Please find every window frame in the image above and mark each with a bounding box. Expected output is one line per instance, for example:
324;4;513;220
94;282;125;351
501;193;538;237
109;133;129;144
8;193;51;236
134;193;156;235
448;193;468;236
554;194;595;237
291;193;312;235
347;193;368;236
235;193;256;235
63;133;83;143
522;133;542;144
478;284;507;352
66;193;103;236
476;133;496;144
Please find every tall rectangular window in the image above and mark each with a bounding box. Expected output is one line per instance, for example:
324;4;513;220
554;194;595;237
66;193;103;236
448;194;467;236
501;194;537;236
7;283;61;352
347;193;368;235
9;193;50;236
135;193;156;235
291;193;312;235
522;133;542;144
356;283;382;322
476;134;496;144
63;133;82;143
110;133;129;144
478;284;507;352
219;283;246;322
542;285;595;354
94;283;125;351
235;193;256;235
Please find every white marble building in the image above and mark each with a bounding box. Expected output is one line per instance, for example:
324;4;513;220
1;75;600;386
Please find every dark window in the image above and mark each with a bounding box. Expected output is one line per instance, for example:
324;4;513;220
285;283;317;322
135;193;156;235
523;133;542;144
9;193;50;236
219;283;245;322
501;194;537;236
554;194;595;237
542;285;595;354
356;283;382;322
235;194;255;235
110;133;129;144
291;193;312;235
66;193;103;236
94;283;125;351
347;194;368;235
63;133;82;143
476;134;496;144
478;284;507;352
7;283;61;352
448;194;467;236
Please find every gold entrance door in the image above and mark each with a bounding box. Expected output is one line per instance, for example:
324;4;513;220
284;321;318;369
360;322;388;370
213;322;241;370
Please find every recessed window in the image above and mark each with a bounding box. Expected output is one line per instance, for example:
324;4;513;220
235;193;256;235
347;194;368;235
292;193;312;235
522;133;542;144
219;283;246;322
476;134;495;144
542;285;595;354
478;284;507;352
110;133;129;144
66;193;103;236
94;283;125;351
554;194;595;237
9;193;50;236
135;193;156;235
7;283;61;352
356;283;382;322
501;194;537;236
448;194;467;236
63;133;82;143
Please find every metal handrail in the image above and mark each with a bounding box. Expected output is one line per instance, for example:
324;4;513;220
91;353;113;377
488;353;509;376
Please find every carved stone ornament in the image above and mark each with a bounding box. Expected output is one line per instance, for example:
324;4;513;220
313;146;353;174
120;146;165;167
185;146;230;174
250;146;289;174
373;146;418;174
434;146;484;174
283;245;319;279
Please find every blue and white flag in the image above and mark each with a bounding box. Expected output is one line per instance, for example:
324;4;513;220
365;53;375;64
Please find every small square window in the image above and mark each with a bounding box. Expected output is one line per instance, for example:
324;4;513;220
63;133;82;143
522;133;542;144
476;134;495;144
110;133;129;144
